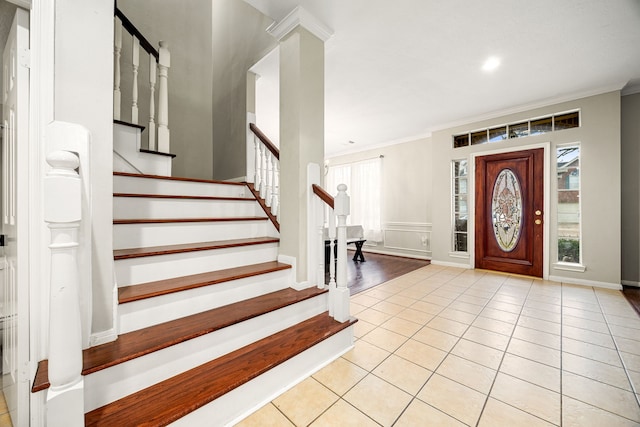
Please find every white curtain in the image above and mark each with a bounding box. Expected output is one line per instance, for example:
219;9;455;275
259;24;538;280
326;157;382;242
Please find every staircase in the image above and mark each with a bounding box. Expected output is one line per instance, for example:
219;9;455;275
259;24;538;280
33;171;356;426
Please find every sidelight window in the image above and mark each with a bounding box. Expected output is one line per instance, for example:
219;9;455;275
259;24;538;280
556;145;581;264
452;160;468;252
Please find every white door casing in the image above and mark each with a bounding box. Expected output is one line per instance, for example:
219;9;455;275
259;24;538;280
2;7;30;425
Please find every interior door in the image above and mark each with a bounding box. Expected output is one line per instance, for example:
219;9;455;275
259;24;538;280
2;7;30;425
475;148;544;277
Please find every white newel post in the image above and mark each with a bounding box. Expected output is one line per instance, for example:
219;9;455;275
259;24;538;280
148;56;157;151
44;151;84;427
113;16;122;121
131;37;140;124
333;184;350;322
157;40;170;153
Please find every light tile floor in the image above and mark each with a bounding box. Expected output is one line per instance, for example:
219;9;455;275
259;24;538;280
237;265;640;426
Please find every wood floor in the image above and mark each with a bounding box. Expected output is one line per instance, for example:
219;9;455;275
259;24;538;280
623;286;640;317
329;250;431;295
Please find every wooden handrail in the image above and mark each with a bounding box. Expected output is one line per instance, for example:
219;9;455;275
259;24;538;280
115;7;159;60
249;123;279;160
312;184;334;209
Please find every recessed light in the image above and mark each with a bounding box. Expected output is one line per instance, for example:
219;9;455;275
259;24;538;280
482;56;501;72
348;140;356;144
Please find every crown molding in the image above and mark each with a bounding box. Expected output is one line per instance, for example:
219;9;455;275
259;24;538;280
266;6;333;42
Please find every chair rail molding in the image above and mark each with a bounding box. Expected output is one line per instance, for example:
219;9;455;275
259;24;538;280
382;222;432;256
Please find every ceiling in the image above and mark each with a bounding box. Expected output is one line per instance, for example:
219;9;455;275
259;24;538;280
245;0;640;156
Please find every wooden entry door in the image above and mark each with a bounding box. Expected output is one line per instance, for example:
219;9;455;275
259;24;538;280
475;148;544;277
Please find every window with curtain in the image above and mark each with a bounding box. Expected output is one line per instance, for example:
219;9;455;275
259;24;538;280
326;157;383;242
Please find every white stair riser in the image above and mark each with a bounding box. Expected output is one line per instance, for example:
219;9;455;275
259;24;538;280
114;197;263;219
118;269;292;333
114;175;249;198
172;326;355;427
83;294;329;412
115;243;279;286
113;221;270;249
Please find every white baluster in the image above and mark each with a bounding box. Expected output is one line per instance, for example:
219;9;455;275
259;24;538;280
131;37;140;124
253;135;261;191
328;209;337;315
271;158;279;216
317;220;325;290
113;16;122;120
259;144;267;198
44;151;84;427
265;151;272;207
148;57;157;151
333;184;350;322
157;41;171;153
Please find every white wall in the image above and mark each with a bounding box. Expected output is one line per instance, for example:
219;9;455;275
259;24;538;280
54;0;114;335
325;136;432;259
118;0;213;180
212;0;276;180
622;92;640;286
431;91;621;288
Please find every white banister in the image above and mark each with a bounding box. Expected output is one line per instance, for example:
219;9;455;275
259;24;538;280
271;158;279;219
308;163;351;322
148;56;157;151
253;134;261;189
265;151;273;207
113;16;122;121
44;150;84;427
259;144;267;198
157;40;170;153
131;37;140;124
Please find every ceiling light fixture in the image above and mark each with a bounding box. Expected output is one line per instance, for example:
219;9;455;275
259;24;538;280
348;140;356;144
482;56;501;72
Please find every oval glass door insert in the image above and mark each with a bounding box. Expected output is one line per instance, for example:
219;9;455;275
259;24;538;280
491;168;522;252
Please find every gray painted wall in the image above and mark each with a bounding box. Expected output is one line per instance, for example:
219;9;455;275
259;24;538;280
212;0;276;180
431;91;621;287
622;92;640;285
119;0;213;179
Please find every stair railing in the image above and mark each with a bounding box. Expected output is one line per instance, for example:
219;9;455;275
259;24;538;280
114;6;171;153
248;122;280;221
309;163;351;322
44;150;84;427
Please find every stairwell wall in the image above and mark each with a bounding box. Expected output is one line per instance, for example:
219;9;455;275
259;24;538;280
212;0;276;181
118;0;214;180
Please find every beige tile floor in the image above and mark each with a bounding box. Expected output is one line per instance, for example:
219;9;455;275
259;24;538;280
237;264;640;426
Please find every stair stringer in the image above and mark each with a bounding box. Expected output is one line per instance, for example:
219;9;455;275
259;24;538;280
84;292;328;413
171;325;355;427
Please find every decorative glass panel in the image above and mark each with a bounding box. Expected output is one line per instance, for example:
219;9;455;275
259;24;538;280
491;169;522;252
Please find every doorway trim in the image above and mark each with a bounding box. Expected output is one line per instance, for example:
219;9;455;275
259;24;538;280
468;142;551;279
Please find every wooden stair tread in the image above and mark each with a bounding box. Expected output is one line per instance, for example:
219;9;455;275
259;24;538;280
113;236;279;260
84;313;356;427
32;286;327;392
113;171;247;186
114;192;254;201
118;261;292;303
114;217;268;225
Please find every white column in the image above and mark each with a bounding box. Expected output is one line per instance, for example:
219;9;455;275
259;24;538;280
157;41;171;152
333;184;350;322
113;16;122;120
148;57;157;151
131;37;140;124
44;151;84;427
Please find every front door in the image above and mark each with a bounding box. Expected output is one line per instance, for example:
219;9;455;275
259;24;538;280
475;148;544;277
2;7;30;425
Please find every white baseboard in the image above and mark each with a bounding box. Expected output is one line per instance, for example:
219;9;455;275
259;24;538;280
621;280;640;287
430;260;472;269
548;275;622;290
359;247;431;261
